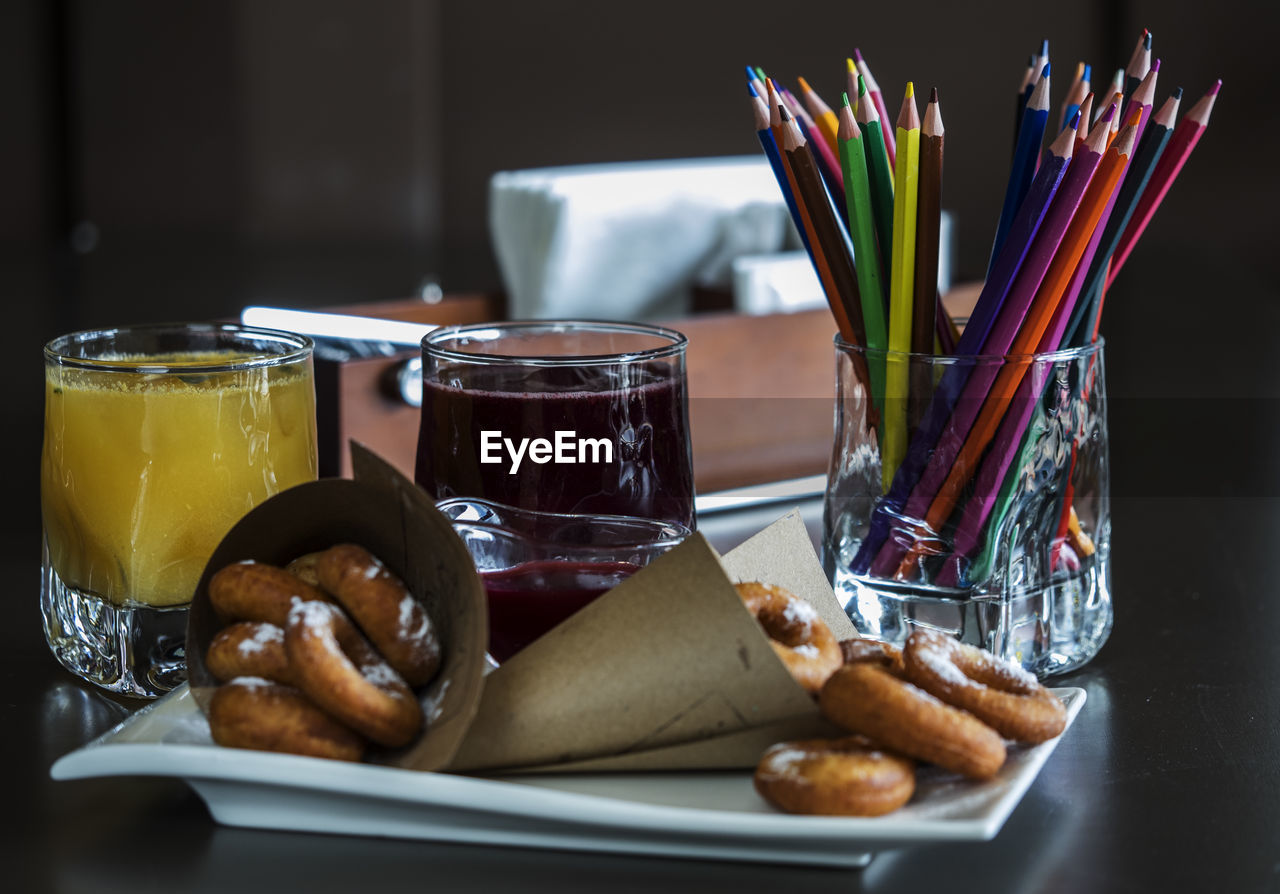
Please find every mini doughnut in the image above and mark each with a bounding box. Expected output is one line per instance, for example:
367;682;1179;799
206;621;293;685
315;544;441;687
285;552;324;588
285;599;423;748
736;582;842;694
209;560;333;627
839;638;905;674
819;663;1006;779
754;735;915;816
903;630;1067;744
208;677;365;762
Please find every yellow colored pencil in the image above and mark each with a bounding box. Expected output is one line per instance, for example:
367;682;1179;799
881;82;921;491
796;76;840;155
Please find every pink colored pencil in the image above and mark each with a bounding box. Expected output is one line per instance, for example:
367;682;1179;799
1107;80;1221;286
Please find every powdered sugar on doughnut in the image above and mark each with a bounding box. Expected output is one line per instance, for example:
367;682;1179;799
910;634;972;687
227;675;274;690
782;598;818;634
236;623;283;656
397;594;433;645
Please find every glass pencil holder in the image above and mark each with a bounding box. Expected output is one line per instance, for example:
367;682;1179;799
822;336;1111;678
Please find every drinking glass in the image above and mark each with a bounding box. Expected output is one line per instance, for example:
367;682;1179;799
416;321;695;531
823;336;1111;676
41;323;317;697
439;497;690;662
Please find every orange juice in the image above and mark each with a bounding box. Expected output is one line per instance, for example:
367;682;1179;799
40;353;317;607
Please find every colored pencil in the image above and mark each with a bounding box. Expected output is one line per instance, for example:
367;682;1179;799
838;93;889;414
780;107;866;347
990;64;1051;271
746;65;766;103
750;82;810;256
871;123;1081;578
768;81;850;343
856;74;896;288
889;118;1112;580
1060;63;1091;132
910;88;944;427
1082;88;1181;341
1107;80;1221;286
936;119;1138;587
853;105;1076;575
881;83;922;489
1064;64;1164;345
781;85;846;204
854;48;896;169
1124;29;1152;103
1014;53;1036;153
797;76;840;154
1074;92;1095;152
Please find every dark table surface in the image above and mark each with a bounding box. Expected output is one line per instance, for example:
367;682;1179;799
6;254;1280;892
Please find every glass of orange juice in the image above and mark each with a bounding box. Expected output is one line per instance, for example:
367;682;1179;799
41;323;318;697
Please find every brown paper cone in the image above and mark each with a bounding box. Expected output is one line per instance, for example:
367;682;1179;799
446;508;851;774
186;442;489;771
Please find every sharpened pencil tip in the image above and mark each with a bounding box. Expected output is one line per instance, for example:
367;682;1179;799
1042;63;1051;78
1172;86;1183;100
779;105;791;122
846;57;855;73
747;81;758;97
905;81;914;98
854;48;865;63
1153;58;1161;72
1143;32;1152;50
1210;79;1222;95
797;76;812;93
1083;64;1092;81
1039;38;1049;56
745;65;757;81
1069;110;1080;130
929;86;938;103
857;74;868;96
842;91;850;108
1100;103;1116;123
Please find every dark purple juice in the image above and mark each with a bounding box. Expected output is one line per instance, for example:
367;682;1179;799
481;559;640;661
416;362;695;530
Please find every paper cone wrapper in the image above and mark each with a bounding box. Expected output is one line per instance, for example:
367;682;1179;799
186;443;490;771
446;509;855;774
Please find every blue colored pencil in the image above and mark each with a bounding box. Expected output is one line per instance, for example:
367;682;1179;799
990;64;1051;274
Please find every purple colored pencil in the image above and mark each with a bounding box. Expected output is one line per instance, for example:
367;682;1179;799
850;106;1078;575
868;124;1093;578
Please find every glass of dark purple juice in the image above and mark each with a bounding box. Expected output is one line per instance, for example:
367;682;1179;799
438;497;690;662
416;321;695;531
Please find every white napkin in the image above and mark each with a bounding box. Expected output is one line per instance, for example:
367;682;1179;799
489;157;795;319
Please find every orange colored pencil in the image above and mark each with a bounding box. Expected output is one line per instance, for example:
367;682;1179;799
894;116;1136;573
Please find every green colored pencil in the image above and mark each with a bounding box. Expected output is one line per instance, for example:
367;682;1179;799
855;74;895;300
837;92;888;423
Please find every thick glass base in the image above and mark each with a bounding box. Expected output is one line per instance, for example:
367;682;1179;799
832;554;1112;679
41;544;188;699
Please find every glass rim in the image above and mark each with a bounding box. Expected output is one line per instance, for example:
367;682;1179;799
44;322;315;373
423;319;688;367
834;333;1105;364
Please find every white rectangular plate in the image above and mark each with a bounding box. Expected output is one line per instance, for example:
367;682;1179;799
52;685;1084;868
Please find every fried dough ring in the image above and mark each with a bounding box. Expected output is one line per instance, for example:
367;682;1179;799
285;599;423;748
735;582;842;694
316;544;441;687
903;630;1067;744
206;621;294;685
208;677;365;762
754;735;916;816
839;637;905;674
819;663;1006;779
209;560;334;627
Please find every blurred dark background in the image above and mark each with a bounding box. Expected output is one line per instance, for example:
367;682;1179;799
3;0;1275;547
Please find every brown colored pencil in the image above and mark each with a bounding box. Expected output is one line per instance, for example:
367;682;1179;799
779;107;866;346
